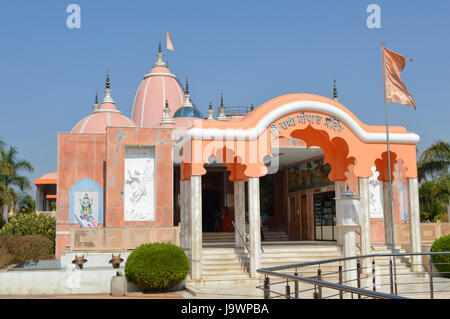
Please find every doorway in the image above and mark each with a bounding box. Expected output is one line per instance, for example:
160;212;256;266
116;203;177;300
300;195;308;240
202;189;221;232
288;196;300;240
313;191;336;241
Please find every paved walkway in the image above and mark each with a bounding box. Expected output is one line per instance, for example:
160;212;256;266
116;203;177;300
1;291;191;299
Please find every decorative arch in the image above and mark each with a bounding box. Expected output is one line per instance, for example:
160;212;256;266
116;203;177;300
180;94;419;180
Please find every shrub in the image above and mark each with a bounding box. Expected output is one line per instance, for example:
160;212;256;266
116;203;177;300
0;246;13;269
125;242;189;291
430;234;450;278
0;212;56;247
0;234;54;268
0;215;5;229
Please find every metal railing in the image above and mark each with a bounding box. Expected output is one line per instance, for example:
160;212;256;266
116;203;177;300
223;106;253;116
231;221;264;255
257;251;450;299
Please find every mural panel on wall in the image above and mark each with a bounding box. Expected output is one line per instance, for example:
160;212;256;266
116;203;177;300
124;147;155;221
288;158;333;193
70;178;103;228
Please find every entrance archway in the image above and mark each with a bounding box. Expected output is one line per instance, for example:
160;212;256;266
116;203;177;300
177;93;421;280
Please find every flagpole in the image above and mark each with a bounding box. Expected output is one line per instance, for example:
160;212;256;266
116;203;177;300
381;41;398;295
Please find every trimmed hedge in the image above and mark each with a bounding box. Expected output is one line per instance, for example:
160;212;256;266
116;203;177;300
0;234;54;268
125;242;189;291
430;234;450;278
0;212;56;247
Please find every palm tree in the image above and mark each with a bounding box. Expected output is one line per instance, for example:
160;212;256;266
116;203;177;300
0;145;34;221
417;140;449;221
418;140;450;182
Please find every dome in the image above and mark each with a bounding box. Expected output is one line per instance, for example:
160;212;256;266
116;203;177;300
173;106;202;118
71;108;136;134
132;44;186;127
172;77;202;119
72;74;136;134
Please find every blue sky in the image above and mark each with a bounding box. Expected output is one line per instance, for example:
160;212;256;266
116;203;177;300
0;1;449;196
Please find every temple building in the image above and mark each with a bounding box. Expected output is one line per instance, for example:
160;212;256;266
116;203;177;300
35;44;423;282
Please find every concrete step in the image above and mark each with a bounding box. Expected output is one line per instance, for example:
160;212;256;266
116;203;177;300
185;284;263;299
202;259;249;266
186;277;262;287
202;268;250;275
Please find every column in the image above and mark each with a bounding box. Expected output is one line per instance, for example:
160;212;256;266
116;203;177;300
334;181;346;245
35;188;41;211
234;181;246;248
359;178;372;272
335;191;361;287
382;181;393;245
408;178;422;272
190;175;202;280
341;227;358;285
185;180;191;258
179;180;186;249
248;177;261;278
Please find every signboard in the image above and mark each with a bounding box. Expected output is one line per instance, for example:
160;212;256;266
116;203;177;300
270;111;345;137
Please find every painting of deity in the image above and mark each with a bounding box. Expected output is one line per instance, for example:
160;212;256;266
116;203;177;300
73;191;99;228
288;158;333;193
70;178;103;228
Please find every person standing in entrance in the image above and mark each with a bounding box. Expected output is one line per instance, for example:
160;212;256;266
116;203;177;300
214;209;222;232
222;206;230;232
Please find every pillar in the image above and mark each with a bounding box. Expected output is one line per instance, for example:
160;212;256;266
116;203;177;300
248;177;261;278
35;187;42;211
190;175;202;280
234;181;246;248
339;226;359;285
185;180;191;259
335;189;361;287
408;178;422;272
179;180;185;248
359;178;372;272
180;180;191;252
334;181;346;245
382;181;393;245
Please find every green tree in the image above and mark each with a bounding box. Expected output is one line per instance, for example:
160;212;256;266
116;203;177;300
17;193;36;214
418;140;450;182
417;140;449;222
0;145;34;220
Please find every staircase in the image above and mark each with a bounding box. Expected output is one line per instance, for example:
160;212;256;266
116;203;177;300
368;244;416;276
185;242;424;298
202;228;289;244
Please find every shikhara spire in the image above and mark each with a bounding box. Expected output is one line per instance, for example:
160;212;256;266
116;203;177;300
102;69;115;104
160;99;175;124
217;93;227;121
207;101;214;120
333;79;339;102
154;41;167;67
185;77;189;95
93;91;99;111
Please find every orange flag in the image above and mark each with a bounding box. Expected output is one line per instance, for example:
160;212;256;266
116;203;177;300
166;32;174;51
383;46;416;109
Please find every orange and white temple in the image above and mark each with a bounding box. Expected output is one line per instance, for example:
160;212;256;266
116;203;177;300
36;44;423;280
